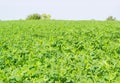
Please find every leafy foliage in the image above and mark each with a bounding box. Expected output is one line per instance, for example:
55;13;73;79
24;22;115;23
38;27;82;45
26;13;41;20
41;13;51;20
0;20;120;82
26;13;51;20
106;16;116;21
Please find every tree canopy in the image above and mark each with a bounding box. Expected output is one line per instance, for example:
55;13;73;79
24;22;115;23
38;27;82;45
26;13;51;20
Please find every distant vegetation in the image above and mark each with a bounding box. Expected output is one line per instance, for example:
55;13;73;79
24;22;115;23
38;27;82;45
26;13;41;20
106;16;116;21
26;13;51;20
41;13;51;20
26;14;117;21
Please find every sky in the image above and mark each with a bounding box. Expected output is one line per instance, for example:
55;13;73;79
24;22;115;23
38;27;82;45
0;0;119;20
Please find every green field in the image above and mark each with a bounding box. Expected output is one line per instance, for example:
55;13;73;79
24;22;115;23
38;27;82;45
0;20;120;83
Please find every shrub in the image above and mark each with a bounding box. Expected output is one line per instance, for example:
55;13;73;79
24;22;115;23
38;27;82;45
41;13;51;20
26;13;41;20
106;16;116;21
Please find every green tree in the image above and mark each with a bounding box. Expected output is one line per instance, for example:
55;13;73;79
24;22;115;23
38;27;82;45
106;16;116;21
41;13;51;20
26;13;41;20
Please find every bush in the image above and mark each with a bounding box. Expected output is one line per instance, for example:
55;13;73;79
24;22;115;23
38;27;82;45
41;13;51;20
26;13;41;20
106;16;116;21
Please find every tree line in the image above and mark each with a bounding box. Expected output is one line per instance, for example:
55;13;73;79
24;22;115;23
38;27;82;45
0;13;118;21
26;13;117;21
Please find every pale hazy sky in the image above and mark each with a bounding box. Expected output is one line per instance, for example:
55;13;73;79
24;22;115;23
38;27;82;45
0;0;119;20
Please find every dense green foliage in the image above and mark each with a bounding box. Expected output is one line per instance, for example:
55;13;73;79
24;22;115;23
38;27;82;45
0;20;120;83
26;13;41;20
41;14;51;20
26;13;51;20
106;16;116;21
